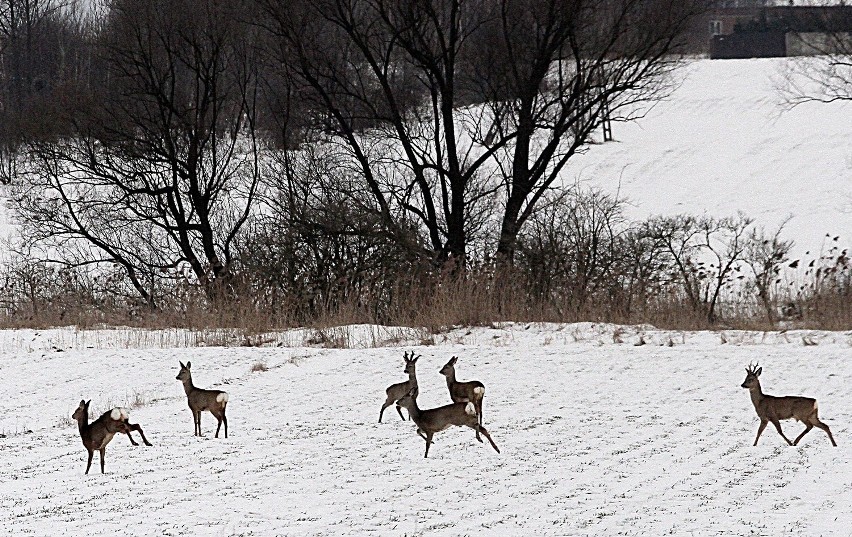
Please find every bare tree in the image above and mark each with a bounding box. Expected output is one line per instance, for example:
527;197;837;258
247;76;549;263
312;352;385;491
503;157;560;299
778;5;852;106
743;220;793;324
648;213;753;323
516;188;626;314
256;0;706;264
15;0;264;303
479;0;706;261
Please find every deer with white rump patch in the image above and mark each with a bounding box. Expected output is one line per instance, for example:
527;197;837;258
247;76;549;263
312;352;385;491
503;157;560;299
741;363;837;447
396;389;499;458
439;356;486;429
176;361;229;438
72;399;153;474
379;351;419;423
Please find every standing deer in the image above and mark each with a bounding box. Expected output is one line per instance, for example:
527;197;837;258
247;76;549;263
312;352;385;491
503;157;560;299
439;356;485;430
72;399;153;474
379;351;419;423
396;389;499;458
741;363;837;447
176;361;229;438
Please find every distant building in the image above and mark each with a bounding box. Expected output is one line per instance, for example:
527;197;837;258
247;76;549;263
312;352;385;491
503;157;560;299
693;3;852;58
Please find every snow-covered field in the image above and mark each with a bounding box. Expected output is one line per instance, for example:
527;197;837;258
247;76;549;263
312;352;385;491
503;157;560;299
1;323;851;536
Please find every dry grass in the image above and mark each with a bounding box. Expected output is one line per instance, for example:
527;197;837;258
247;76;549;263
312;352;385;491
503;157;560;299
0;259;848;334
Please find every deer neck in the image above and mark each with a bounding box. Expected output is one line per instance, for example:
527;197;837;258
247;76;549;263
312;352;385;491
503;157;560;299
749;382;765;409
75;414;89;436
406;400;422;422
408;370;417;385
444;369;456;387
180;376;196;395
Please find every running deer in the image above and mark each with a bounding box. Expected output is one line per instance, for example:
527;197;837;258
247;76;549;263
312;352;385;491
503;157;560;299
439;356;485;427
72;399;153;474
176;361;229;438
396;389;499;458
379;351;419;423
741;363;837;447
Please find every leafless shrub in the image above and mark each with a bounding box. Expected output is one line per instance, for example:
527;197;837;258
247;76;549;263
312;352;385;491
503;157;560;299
743;220;794;324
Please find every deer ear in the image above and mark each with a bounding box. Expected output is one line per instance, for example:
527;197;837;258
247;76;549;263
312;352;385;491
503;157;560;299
756;367;762;377
179;361;185;368
451;356;458;364
85;399;91;407
185;361;191;369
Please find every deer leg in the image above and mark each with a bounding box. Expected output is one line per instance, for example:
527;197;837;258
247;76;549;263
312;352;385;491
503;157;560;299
424;432;433;458
127;423;153;446
754;419;768;446
468;423;484;443
125;432;139;446
477;397;484;427
195;411;201;436
85;449;94;475
416;428;428;441
99;448;106;473
214;412;223;439
396;405;407;421
120;424;139;446
793;424;813;446
478;425;501;454
812;419;837;447
378;397;395;423
770;419;793;445
223;413;228;439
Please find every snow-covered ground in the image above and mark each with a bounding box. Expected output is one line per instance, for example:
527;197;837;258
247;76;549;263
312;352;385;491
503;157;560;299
1;323;851;536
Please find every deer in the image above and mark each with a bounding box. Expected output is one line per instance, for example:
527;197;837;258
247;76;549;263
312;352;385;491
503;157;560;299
396;389;499;458
741;363;837;447
439;356;486;430
379;351;419;423
72;399;153;474
176;361;229;438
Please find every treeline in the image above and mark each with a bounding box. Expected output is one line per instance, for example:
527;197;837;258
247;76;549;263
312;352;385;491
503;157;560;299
0;0;847;330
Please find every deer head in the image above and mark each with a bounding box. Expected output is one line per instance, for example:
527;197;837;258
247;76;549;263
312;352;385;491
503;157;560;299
741;363;762;389
403;351;419;375
176;361;192;381
439;356;458;376
72;399;91;421
397;387;418;410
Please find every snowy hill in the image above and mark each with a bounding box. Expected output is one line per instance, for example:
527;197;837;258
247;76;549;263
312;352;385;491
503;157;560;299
572;58;852;257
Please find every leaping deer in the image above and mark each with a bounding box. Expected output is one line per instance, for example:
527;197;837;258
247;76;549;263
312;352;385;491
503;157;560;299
396;388;499;458
72;399;153;474
741;363;837;447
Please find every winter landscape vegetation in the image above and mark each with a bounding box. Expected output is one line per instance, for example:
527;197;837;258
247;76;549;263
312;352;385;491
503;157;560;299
0;0;851;535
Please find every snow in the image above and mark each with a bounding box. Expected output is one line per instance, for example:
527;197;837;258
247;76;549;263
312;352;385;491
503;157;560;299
573;58;852;257
1;323;851;535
